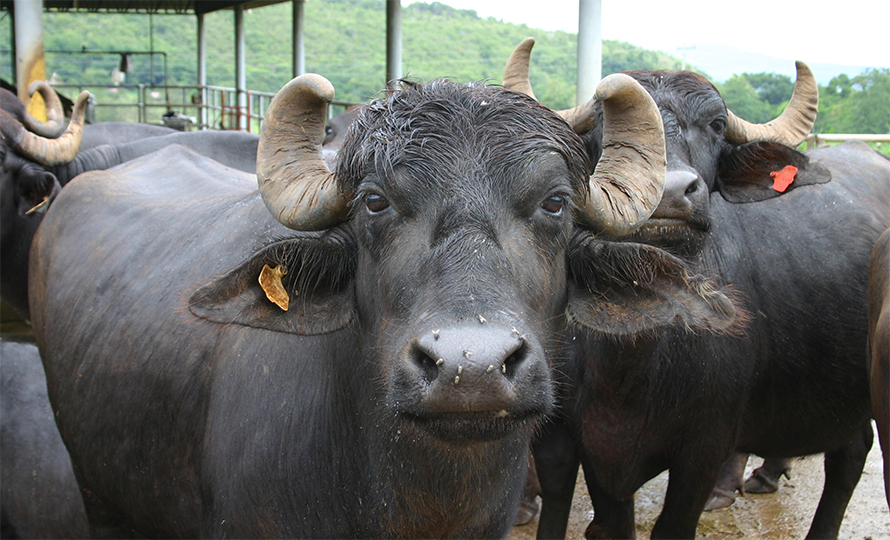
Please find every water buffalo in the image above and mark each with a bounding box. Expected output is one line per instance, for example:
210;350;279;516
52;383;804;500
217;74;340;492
505;39;890;539
24;72;734;537
1;84;260;321
870;228;890;509
1;337;88;539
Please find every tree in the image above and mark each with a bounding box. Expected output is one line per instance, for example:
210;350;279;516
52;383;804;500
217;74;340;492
739;72;794;106
719;75;773;124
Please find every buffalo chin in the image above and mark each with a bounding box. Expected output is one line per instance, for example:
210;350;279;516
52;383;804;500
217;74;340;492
622;219;709;260
400;410;541;443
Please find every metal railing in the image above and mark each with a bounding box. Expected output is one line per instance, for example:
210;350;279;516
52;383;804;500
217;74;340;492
53;83;358;132
805;133;890;150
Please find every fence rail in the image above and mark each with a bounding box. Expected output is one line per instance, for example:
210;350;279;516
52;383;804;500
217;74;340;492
53;83;357;132
805;133;890;150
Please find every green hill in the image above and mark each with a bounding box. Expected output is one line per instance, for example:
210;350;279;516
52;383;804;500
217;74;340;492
1;0;690;109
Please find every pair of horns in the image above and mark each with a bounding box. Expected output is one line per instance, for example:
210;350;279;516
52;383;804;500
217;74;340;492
257;70;666;237
505;38;817;147
0;83;90;167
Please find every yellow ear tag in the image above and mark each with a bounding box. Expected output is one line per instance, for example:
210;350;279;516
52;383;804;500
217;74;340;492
259;264;289;311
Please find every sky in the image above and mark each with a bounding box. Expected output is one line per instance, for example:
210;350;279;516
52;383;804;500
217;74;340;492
403;0;889;72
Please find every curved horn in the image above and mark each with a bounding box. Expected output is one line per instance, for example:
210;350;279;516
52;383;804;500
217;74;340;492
7;90;90;167
502;38;596;133
577;74;666;237
257;74;351;231
725;61;818;146
24;81;67;137
503;37;537;100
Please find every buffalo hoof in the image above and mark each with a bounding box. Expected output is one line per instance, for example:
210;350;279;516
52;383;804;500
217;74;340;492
744;465;789;493
514;498;539;526
704;488;737;511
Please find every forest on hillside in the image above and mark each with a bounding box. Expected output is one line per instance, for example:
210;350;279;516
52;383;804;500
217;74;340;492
1;0;887;135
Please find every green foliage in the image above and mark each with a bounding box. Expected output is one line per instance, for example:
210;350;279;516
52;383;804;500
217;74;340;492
719;76;774;124
817;68;890;134
738;72;794;106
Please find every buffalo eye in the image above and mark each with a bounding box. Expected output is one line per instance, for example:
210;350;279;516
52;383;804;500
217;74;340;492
364;192;390;213
541;194;565;215
710;117;727;134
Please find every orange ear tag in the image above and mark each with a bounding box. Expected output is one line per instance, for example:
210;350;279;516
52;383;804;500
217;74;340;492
770;165;798;193
259;264;289;311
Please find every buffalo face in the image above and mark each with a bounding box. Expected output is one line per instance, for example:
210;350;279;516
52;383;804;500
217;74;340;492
502;40;828;260
586;68;829;259
335;81;594;441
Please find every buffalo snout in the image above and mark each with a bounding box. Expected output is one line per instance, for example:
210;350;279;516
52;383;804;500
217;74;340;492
402;324;549;416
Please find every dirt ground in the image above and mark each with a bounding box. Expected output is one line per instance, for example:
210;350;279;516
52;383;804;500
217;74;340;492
510;422;889;539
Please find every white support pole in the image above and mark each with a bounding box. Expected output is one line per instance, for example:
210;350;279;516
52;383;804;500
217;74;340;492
235;5;247;131
577;0;602;106
293;0;305;77
197;12;207;128
386;0;402;85
14;0;46;119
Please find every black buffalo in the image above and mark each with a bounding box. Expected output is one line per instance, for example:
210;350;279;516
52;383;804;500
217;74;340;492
1;337;88;539
505;39;890;539
869;228;890;509
1;84;260;321
25;73;721;537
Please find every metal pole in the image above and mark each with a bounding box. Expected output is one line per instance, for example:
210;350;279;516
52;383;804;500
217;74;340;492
235;4;247;131
386;0;402;85
14;0;46;119
292;0;305;77
197;12;207;128
576;0;602;106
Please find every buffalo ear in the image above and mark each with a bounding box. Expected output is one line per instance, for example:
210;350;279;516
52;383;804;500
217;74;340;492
716;141;831;203
16;167;60;217
189;235;355;335
567;238;740;337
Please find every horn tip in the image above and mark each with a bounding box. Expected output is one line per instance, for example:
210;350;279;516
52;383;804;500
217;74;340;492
286;73;336;104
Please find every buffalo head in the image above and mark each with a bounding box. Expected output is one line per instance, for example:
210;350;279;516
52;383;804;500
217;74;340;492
504;38;829;259
191;74;665;445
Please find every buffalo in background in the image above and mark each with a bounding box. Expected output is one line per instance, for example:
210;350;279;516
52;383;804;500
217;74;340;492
23;71;746;537
1;85;259;321
505;38;890;539
1;338;88;539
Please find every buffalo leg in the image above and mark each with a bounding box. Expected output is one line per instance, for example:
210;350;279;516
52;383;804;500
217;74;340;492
534;417;580;540
745;456;791;493
650;455;728;539
582;458;635;540
806;421;873;539
704;452;748;511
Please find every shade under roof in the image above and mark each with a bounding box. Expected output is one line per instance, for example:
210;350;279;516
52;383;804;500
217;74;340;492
5;0;288;16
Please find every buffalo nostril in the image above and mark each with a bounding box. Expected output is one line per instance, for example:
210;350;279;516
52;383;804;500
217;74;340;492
410;346;440;383
502;340;528;379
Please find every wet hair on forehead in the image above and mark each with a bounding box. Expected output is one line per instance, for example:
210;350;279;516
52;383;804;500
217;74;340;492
335;79;591;195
